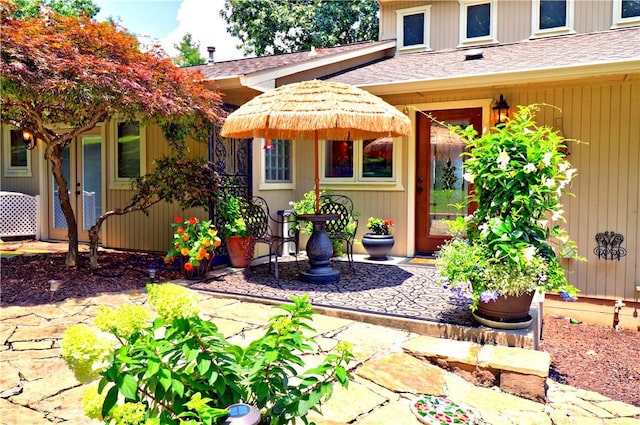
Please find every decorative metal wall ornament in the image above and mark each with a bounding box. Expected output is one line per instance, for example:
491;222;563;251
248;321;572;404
593;231;626;260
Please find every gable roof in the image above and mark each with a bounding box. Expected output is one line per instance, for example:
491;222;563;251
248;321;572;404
324;27;640;95
193;40;396;93
196;27;639;97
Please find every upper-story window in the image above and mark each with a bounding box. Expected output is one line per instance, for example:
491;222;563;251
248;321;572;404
110;120;146;189
612;0;640;27
532;0;575;37
3;128;32;177
265;139;292;183
396;5;431;53
323;138;395;182
459;0;497;46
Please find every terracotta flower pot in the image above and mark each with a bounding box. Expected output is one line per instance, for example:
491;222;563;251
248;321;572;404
226;235;255;268
473;291;535;329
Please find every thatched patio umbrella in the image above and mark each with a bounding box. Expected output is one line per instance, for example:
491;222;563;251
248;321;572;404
221;80;411;212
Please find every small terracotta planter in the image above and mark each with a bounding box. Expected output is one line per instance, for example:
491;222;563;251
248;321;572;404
226;235;255;268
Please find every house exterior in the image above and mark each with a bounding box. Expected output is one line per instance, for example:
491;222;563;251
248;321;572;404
2;0;638;303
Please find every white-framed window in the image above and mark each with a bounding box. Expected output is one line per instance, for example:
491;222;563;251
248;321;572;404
612;0;640;27
395;5;431;53
458;0;497;46
531;0;575;37
322;138;396;183
2;127;32;177
109;120;146;189
261;139;294;190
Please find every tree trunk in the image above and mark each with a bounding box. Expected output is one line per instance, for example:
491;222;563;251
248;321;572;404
49;149;79;267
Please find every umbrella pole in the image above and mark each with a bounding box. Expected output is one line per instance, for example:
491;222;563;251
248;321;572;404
315;130;320;213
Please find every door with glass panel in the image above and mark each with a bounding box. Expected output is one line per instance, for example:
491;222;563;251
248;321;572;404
415;108;481;254
49;131;102;241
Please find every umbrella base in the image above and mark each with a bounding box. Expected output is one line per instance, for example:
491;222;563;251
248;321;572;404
298;213;341;284
299;268;340;284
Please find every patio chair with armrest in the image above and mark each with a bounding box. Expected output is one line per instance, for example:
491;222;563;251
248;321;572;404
240;196;299;280
319;194;358;271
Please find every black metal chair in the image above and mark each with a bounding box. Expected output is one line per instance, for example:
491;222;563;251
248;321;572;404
240;196;299;280
319;194;358;270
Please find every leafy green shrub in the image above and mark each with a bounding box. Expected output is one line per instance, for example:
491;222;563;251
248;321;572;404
61;284;353;425
436;104;583;310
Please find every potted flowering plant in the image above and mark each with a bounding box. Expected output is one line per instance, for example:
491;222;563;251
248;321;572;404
362;217;395;260
217;193;255;268
165;216;221;279
436;104;582;327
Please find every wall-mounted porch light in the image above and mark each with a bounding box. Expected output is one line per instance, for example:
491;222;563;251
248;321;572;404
22;129;37;150
492;94;510;126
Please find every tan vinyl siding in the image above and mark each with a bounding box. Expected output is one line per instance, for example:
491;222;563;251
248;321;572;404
382;1;621;50
102;122;210;254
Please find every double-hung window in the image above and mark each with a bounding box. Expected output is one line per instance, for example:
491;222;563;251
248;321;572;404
396;5;431;53
263;139;293;188
458;0;497;46
323;138;395;183
2;128;32;177
532;0;574;37
110;121;146;189
612;0;640;27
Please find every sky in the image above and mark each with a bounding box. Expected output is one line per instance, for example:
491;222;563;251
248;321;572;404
94;0;246;62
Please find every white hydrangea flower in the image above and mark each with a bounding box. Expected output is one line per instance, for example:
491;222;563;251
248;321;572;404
558;162;570;172
523;163;536;174
544;178;556;188
463;172;475;183
496;151;510;170
542;152;553;167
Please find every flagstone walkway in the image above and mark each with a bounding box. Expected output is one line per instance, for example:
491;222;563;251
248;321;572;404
2;287;639;425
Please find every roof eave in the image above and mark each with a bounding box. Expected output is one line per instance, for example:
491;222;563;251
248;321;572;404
357;59;640;96
241;40;397;92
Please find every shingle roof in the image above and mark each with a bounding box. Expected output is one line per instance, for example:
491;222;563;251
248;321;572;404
324;27;640;87
191;40;394;80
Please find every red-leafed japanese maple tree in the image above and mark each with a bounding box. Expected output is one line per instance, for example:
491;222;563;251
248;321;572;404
0;0;224;266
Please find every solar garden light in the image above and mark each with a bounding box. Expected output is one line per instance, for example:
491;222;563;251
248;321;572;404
224;403;260;425
48;279;62;292
147;268;158;282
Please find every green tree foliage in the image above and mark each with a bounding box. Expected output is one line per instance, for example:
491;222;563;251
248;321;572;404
220;0;379;56
174;32;206;67
10;0;99;18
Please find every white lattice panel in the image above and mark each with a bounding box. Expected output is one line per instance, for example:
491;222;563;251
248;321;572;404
0;192;40;238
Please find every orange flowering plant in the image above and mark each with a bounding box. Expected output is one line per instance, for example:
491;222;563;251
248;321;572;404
165;216;221;273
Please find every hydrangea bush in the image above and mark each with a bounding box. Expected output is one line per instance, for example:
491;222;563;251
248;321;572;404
436;104;583;310
61;284;353;425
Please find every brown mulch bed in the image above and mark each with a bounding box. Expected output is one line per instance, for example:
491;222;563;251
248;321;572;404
1;251;639;406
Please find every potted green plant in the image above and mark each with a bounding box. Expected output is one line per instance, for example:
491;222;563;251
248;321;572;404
164;216;221;279
61;284;353;424
217;194;255;268
362;217;395;260
436;104;583;328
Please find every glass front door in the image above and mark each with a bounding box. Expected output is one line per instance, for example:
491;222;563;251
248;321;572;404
415;108;481;254
49;132;102;241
